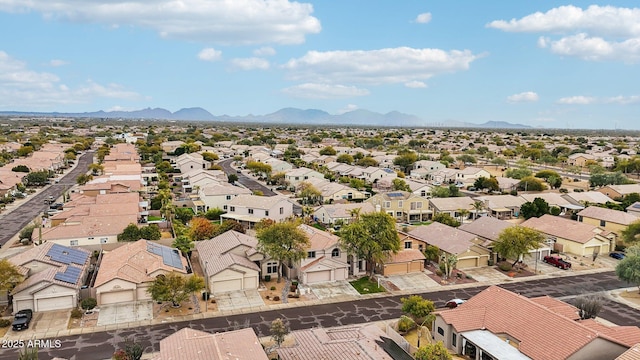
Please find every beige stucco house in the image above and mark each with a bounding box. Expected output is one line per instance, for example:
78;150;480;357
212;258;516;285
366;191;431;223
577;206;638;245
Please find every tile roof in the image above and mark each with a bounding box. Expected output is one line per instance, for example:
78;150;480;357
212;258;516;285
195;231;261;276
316;202;376;220
521;214;607;244
617;344;640;360
437;286;640;360
563;191;614;205
578;206;640;226
384;249;425;264
157;327;268;360
298;224;339;250
94;240;187;287
408;222;476;255
459;216;515;242
226;194;291;209
429;196;475;211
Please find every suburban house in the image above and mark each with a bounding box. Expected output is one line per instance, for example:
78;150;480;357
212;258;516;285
568;152;596;167
94;240;188;305
563;191;616;207
284;167;325;188
198;183;252;212
277;324;412;360
366;191;431;223
220;194;294;229
495;176;520;193
407;222;490;269
433;285;640;360
378;248;426;276
428;196;475;220
313;202;376;226
9;243;91;313
577;206;639;243
473;194;526;219
521;214;614;256
264;157;294;173
520;193;584;215
596;184;640;200
410;160;446;179
310;180;367;203
152;327;268;360
174;153;211;174
195;231;263;294
290;224;356;284
160;140;184;154
455;167;492;186
361;166;397;183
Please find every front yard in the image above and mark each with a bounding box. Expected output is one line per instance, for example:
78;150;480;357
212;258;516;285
349;276;385;294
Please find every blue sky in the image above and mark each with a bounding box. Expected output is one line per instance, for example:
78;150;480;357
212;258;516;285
1;1;640;129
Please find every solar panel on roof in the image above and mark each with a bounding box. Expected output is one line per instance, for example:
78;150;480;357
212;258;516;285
633;203;640;209
47;244;89;265
387;192;403;197
147;242;184;269
54;266;82;284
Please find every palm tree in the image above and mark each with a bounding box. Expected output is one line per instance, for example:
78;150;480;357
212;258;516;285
457;209;470;224
472;200;485;219
172;235;194;258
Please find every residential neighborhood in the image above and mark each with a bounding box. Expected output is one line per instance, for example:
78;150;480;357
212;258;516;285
2;120;640;360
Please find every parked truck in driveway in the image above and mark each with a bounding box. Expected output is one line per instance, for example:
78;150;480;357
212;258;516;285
543;255;572;270
12;309;33;331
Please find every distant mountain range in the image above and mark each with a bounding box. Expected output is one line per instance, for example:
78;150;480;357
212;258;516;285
0;107;532;128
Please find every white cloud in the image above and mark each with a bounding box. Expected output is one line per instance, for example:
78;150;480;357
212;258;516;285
229;57;270;70
488;5;640;62
507;91;539;103
556;96;596;105
404;80;427;88
337;104;359;114
198;48;222;62
0;51;143;108
0;0;321;45
49;59;68;67
283;47;480;86
605;95;640;104
281;83;370;99
253;47;276;56
415;13;432;24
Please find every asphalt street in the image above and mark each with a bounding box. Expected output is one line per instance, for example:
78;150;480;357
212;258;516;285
218;158;277;196
0;151;94;247
3;271;639;360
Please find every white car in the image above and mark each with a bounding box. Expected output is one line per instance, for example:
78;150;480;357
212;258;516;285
445;298;466;308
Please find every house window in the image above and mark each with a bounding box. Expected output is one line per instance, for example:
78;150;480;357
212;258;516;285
387;211;394;217
417;202;423;209
421;190;426;197
578;216;583;222
600;220;606;227
265;210;269;216
226;195;232;200
248;208;254;214
266;262;278;274
230;206;235;212
332;248;340;257
396;211;402;217
452;333;457;347
308;251;316;258
100;238;108;244
419;244;424;251
70;240;78;246
384;201;391;208
398;200;403;208
280;207;284;214
88;237;94;240
223;205;228;210
404;241;412;249
437;327;444;336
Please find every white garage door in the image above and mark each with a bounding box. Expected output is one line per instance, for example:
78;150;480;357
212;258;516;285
306;271;331;284
212;279;242;294
37;296;73;312
243;276;258;290
100;290;135;305
15;299;34;312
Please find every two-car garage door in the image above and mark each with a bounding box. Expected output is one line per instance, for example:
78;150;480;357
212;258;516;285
100;290;135;305
37;296;73;312
212;279;242;294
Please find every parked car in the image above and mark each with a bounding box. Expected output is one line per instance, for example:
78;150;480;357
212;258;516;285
12;309;33;331
543;255;572;270
49;202;64;210
610;252;626;260
445;299;466;308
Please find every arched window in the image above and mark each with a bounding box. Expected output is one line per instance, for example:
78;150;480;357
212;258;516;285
331;248;340;257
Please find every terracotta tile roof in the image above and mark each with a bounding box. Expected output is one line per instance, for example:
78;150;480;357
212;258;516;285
521;214;606;244
617;344;640;360
408;222;476;255
529;296;580;320
226;194;291;209
157;327;267;360
38;214;137;240
578;206;640;226
298;224;339;251
195;232;261;276
437;286;640;360
277;324;400;360
94;240;187;287
385;249;425;264
316;202;376;219
429;196;475;212
459;216;514;242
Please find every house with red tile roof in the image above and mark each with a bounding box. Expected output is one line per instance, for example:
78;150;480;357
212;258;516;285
290;224;351;285
433;285;640;360
521;214;614;256
151;327;268;360
94;240;188;305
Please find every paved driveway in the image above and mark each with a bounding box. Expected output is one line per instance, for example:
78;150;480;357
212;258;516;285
97;301;153;326
305;280;360;300
214;290;265;311
381;272;440;292
8;310;70;340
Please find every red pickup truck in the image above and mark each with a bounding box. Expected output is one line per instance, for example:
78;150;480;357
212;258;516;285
543;255;571;270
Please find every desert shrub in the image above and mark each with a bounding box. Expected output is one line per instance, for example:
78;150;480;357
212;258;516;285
498;262;512;272
273;296;280;301
270;286;276;291
70;308;83;319
0;318;11;327
397;315;416;333
435;269;443;277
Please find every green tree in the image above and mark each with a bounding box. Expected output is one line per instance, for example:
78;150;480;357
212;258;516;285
518;176;546;191
211;220;245;237
423;245;440;262
257;220;310;283
319;146;337;156
504;168;532;180
188;217;215;241
11;165;30;173
227;173;238;183
201;151;219;162
337;153;354;164
356;156;378;167
493;226;544;267
139;225;161;240
298;182;322;205
622;220;640;244
80;297;97;313
25;171;50;186
0;259;24;293
393;152;418;173
616;246;640;293
19;224;36;242
430;186;451;198
401;295;435;325
520;198;550;219
392;178;412;192
117;223;141;242
204;208;225;220
338;212;400;277
76;173;93;185
270;318;290;347
414;342;452;360
148;273;205;307
172;235;194;257
174;207;194;224
432;213;460;227
16;145;34;157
